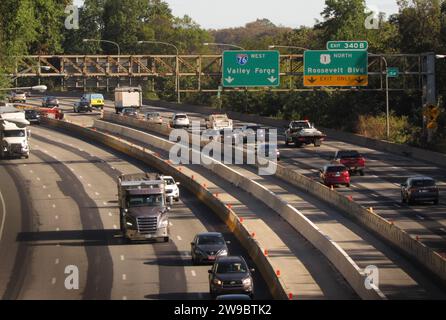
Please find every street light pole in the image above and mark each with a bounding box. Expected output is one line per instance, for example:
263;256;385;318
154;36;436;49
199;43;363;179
138;41;180;104
203;43;246;50
369;53;390;140
268;45;309;52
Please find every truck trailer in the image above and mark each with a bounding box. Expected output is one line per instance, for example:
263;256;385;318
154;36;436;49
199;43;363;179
114;86;143;114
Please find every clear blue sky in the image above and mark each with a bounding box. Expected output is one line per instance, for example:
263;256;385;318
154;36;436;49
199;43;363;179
73;0;399;29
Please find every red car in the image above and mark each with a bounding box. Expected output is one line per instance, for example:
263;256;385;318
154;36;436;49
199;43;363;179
333;150;365;176
320;164;350;187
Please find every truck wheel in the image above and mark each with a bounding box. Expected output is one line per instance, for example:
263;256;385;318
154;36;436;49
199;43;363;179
294;141;302;148
163;237;169;243
314;139;321;147
285;139;289;146
360;170;365;176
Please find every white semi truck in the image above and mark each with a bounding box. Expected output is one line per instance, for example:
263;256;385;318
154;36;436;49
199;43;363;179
118;173;170;242
114;86;143;114
0;104;30;159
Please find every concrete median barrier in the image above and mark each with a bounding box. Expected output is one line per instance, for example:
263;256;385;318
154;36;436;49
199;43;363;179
145;99;446;167
90;118;386;299
41;117;289;300
101;112;446;288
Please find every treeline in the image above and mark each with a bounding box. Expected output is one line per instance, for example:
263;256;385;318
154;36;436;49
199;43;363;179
1;0;445;145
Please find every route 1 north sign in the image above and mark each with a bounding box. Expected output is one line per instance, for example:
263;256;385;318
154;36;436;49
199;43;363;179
304;50;368;87
222;50;280;87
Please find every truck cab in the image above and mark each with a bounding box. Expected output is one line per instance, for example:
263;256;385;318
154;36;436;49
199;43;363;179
118;173;170;242
0;106;30;159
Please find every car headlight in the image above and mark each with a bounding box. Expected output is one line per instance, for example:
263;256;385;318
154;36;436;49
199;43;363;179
242;277;252;286
159;219;168;228
126;222;133;227
213;278;223;286
218;249;228;256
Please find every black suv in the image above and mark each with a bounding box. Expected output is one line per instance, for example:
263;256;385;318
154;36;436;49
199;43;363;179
208;256;254;299
401;176;439;205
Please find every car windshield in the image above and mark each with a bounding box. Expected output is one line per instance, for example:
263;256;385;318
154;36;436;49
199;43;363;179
175;115;187;119
124;109;136;113
128;194;163;207
25;110;37;115
91;94;103;99
164;178;175;185
198;235;225;245
411;179;436;187
4;130;25;137
291;121;311;129
326;166;347;173
338;151;361;158
246;125;261;130
148;113;159;117
217;261;247;274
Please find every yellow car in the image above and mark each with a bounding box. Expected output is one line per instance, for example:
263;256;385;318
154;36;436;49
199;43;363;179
80;93;104;109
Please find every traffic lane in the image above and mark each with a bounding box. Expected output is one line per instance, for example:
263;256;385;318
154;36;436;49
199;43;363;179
223;163;446;299
30;127;179;300
32;125;272;299
0;165;30;299
1;147;90;299
105;129;359;299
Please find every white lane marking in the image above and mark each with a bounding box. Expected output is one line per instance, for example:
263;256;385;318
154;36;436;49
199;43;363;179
95;192;100;196
36;177;41;181
103;202;107;205
113;225;118;230
51;278;57;285
191;270;197;277
55;215;59;220
70;168;75;172
169;222;173;227
87;184;92;188
122;296;128;301
177;235;182;241
56;227;60;231
79;176;83;179
416;215;425;220
43;185;47;189
108;212;113;217
0;189;6;242
52;204;56;209
29;170;34;174
23;164;27;167
122;274;127;281
55;259;60;265
48;194;52;198
120;255;125;261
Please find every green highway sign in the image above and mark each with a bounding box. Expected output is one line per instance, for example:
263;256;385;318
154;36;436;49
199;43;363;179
222;50;280;87
387;67;399;78
304;50;368;86
327;41;369;51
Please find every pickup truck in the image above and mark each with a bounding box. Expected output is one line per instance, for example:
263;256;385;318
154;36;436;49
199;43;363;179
285;120;326;147
332;150;365;176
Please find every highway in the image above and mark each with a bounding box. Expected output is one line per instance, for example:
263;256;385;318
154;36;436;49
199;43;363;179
0;124;273;300
20;94;446;299
41;94;446;254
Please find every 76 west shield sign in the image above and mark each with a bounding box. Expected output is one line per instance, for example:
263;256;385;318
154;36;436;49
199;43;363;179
222;50;280;87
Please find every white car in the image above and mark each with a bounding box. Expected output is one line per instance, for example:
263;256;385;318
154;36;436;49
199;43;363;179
8;91;27;103
163;176;180;202
170;113;190;128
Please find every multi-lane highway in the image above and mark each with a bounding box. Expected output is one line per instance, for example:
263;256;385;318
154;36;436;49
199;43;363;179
0;123;273;300
14;93;446;299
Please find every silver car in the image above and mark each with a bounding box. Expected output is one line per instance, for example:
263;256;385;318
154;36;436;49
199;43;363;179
191;232;230;264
